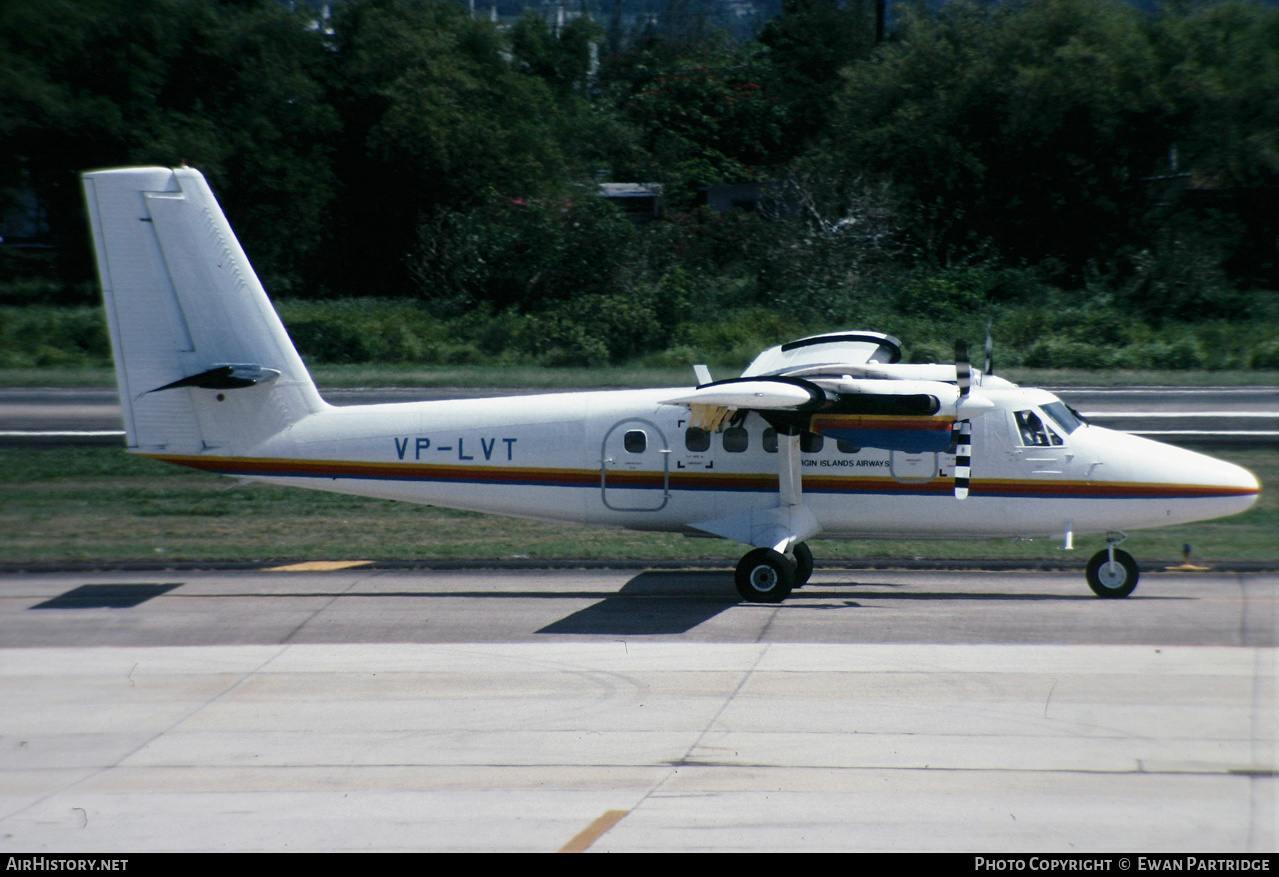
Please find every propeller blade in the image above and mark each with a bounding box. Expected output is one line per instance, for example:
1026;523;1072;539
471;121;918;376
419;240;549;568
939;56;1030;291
953;419;972;500
955;340;971;398
953;337;975;499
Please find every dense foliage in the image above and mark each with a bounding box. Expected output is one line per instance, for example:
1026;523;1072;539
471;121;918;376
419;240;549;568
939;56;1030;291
2;0;1277;369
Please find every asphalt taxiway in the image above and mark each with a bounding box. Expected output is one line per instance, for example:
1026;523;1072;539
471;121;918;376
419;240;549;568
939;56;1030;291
0;567;1274;852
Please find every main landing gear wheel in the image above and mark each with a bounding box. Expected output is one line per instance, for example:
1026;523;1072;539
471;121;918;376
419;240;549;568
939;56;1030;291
1086;548;1139;598
790;541;814;588
735;548;795;603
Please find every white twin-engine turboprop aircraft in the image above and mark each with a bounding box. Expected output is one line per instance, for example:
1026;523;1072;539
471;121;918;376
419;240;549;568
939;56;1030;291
83;166;1261;602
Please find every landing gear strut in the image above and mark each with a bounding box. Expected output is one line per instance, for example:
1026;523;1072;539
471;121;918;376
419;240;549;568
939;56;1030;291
731;428;815;604
1086;534;1139;598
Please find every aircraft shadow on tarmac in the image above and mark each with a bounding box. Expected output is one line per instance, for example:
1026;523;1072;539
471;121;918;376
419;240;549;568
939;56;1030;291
537;572;739;635
533;570;1174;636
25;574;1181;639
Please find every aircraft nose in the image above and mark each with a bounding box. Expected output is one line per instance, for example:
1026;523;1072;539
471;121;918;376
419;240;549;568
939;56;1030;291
1204;454;1261;512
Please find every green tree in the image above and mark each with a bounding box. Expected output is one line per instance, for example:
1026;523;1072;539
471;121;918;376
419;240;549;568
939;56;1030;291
325;0;569;295
830;0;1170;272
603;41;791;198
510;12;604;96
1148;2;1279;294
412;192;637;313
1158;1;1279;190
758;0;878;151
0;0;338;295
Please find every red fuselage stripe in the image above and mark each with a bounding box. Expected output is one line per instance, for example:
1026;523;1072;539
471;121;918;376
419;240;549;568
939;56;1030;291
144;454;1259;500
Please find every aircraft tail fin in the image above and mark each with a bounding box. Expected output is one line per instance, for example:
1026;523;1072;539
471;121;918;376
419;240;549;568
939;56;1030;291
83;166;325;455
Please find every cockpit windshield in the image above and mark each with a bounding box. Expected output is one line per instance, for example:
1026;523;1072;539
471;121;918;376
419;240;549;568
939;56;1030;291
1041;401;1084;435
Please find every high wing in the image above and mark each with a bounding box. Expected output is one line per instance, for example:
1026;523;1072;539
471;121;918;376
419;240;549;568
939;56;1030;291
662;332;1007;567
663;331;995;454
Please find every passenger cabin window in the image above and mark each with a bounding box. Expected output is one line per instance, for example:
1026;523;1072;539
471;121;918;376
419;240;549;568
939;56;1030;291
722;426;748;453
685;427;711;452
1015;410;1063;446
837;439;859;454
624;430;647;453
760;429;827;454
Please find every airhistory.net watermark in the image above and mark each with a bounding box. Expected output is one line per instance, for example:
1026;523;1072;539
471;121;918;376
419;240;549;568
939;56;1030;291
6;859;128;871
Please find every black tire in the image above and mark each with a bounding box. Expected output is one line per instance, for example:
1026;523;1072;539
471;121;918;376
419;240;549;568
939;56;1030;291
735;548;795;603
1086;548;1139;598
790;541;814;588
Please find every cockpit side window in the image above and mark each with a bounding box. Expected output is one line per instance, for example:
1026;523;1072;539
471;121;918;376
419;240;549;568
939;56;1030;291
1015;410;1063;446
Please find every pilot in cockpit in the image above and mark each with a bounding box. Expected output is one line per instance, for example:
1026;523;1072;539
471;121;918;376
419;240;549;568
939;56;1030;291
1016;410;1048;446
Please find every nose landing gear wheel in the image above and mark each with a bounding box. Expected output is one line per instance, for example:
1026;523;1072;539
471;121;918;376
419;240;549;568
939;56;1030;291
735;548;796;603
1086;548;1139;598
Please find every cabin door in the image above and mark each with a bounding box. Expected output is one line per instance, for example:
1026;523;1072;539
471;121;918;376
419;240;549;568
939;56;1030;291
890;450;938;483
601;418;670;511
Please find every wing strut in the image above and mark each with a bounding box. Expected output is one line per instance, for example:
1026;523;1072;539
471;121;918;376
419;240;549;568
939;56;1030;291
778;428;803;509
689;424;820;553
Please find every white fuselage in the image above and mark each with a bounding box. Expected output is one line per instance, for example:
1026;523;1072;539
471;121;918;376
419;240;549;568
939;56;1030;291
145;384;1261;543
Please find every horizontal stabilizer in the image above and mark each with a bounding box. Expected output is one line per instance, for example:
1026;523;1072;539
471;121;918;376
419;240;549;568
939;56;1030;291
146;364;281;395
